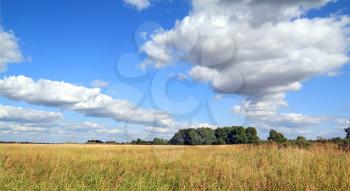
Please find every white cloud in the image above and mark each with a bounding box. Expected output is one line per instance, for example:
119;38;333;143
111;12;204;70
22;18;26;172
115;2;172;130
0;120;122;136
0;75;177;128
191;0;333;26
52;120;123;134
145;126;174;134
91;80;109;89
94;129;122;134
233;100;350;138
123;0;151;11
0;105;124;136
0;105;63;134
190;122;217;129
142;1;349;98
0;105;144;142
175;73;188;80
0;105;62;123
189;66;218;82
64;121;106;131
234;107;325;128
143;122;217;135
140;0;350;133
0;123;47;133
0;28;23;72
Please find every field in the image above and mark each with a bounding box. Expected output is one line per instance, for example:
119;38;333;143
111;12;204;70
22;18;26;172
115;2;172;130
0;144;349;191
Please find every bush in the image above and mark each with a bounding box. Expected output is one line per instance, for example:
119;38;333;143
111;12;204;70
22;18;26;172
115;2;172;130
292;136;311;149
86;140;104;144
131;139;151;145
169;126;259;145
246;127;259;144
267;130;287;144
152;138;168;145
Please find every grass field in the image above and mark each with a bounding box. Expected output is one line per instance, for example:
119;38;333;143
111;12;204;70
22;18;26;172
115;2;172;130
0;144;349;191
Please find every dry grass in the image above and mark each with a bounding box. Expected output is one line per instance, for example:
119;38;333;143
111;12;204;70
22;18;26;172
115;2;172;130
0;144;349;191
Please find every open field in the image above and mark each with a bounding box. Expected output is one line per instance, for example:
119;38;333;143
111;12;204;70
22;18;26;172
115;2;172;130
0;144;349;191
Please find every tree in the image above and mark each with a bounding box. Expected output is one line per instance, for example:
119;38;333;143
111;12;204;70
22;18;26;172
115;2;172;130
330;137;343;144
131;138;151;145
197;128;216;145
170;126;260;145
169;129;186;145
268;129;287;144
296;136;306;141
227;126;247;144
152;138;168;145
316;136;327;143
246;127;259;144
86;140;104;144
293;136;310;149
106;141;117;144
345;126;350;139
214;127;231;144
185;129;202;145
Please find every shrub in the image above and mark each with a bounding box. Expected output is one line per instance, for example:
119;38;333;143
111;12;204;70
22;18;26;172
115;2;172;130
86;140;104;144
292;136;311;149
246;127;259;144
152;138;168;145
170;126;259;145
267;130;287;144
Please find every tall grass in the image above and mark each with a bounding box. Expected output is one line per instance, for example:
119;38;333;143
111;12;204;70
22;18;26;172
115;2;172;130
0;144;349;190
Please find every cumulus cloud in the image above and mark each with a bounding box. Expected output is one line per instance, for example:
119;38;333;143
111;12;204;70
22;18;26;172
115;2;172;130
0;28;23;72
140;0;350;132
191;0;333;26
147;122;218;135
189;66;219;82
64;121;105;131
145;126;174;134
123;0;151;11
91;80;109;89
0;75;176;128
0;105;60;134
0;120;120;136
0;105;125;136
0;105;62;123
234;106;325;128
0;122;47;133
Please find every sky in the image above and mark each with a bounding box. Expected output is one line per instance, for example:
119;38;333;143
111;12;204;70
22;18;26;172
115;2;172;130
0;0;350;143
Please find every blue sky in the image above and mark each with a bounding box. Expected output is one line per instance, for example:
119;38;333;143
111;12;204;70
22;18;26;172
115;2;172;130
0;0;350;142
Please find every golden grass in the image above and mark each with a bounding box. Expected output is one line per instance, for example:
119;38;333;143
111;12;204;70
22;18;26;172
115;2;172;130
0;144;349;191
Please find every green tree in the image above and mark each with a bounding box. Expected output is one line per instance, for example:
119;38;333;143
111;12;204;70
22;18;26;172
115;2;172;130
131;138;151;145
214;127;231;144
345;127;350;139
228;126;247;144
152;138;168;145
268;129;287;144
169;129;186;145
197;128;216;144
246;127;259;144
185;129;201;145
331;137;343;144
170;126;260;145
86;140;104;144
293;136;310;149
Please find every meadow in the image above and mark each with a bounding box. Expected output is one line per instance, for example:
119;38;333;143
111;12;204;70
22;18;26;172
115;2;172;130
0;144;349;191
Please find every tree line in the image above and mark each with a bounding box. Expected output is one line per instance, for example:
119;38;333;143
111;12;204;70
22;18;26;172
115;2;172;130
85;125;350;149
169;126;259;145
87;126;271;145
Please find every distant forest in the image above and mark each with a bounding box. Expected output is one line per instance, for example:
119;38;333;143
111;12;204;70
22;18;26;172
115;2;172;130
2;126;349;149
85;126;350;150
